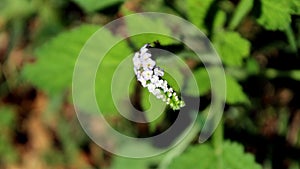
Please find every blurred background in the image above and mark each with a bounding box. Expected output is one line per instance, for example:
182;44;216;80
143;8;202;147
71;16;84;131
0;0;299;169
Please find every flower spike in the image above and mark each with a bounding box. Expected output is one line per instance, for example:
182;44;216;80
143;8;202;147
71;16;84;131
133;44;185;110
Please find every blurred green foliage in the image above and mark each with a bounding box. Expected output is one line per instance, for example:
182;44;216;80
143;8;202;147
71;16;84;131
0;0;300;169
0;107;18;164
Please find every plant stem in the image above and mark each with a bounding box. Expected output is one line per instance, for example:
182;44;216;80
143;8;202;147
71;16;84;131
213;119;224;169
285;25;297;53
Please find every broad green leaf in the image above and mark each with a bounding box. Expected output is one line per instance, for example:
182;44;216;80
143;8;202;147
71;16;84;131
226;75;249;104
94;41;133;115
213;31;250;67
185;67;249;104
22;25;133;116
125;14;179;47
72;0;124;13
185;68;210;96
257;0;292;31
228;0;254;30
22;25;99;94
186;0;214;34
168;141;262;169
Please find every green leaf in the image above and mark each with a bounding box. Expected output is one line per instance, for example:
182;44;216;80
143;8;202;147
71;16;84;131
257;0;292;31
94;41;133;115
23;25;133;116
168;141;262;169
185;68;210;96
71;0;124;13
226;75;249;104
185;67;249;104
228;0;254;30
212;10;227;33
290;0;300;14
22;25;99;94
125;13;179;47
186;0;214;34
213;31;250;67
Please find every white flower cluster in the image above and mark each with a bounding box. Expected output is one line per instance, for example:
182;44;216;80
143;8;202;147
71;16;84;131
133;44;185;110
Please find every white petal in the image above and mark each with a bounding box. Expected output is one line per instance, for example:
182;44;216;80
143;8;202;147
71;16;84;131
154;67;164;76
142;70;153;80
150;75;159;84
138;77;147;87
147;83;156;93
142;59;155;70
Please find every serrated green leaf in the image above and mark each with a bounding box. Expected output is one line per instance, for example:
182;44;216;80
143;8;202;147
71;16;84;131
213;31;250;67
226;75;249;104
22;25;99;94
186;0;214;34
72;0;124;13
257;0;292;31
125;14;179;47
168;141;262;169
23;25;133;116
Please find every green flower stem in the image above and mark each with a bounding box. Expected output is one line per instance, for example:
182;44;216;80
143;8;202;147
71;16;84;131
213;119;224;169
285;25;297;53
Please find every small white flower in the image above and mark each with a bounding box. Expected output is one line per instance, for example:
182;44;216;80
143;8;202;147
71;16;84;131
133;54;142;69
141;52;151;61
142;70;153;80
133;44;185;110
155;79;164;88
154;67;164;77
142;58;156;70
162;80;168;92
147;83;156;93
138;76;147;87
140;44;149;55
150;75;159;84
174;96;179;101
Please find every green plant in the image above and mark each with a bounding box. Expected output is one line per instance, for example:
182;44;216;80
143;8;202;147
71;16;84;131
19;0;300;168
